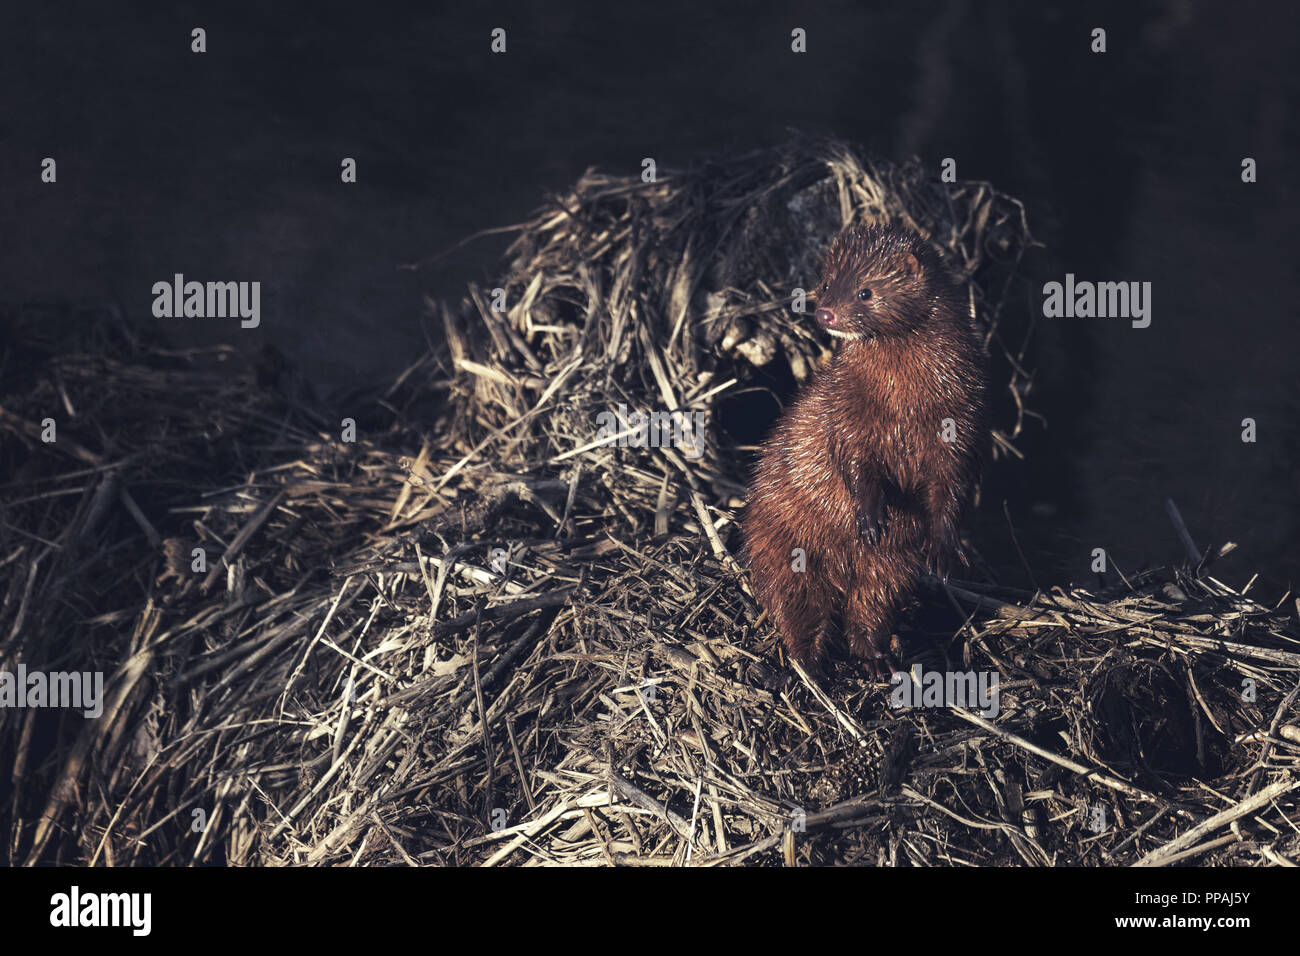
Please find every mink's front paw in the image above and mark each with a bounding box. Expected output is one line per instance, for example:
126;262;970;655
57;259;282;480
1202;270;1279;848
857;505;886;545
924;543;950;579
925;519;966;578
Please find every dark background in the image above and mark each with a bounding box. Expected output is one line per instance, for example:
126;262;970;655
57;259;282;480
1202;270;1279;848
2;0;1296;594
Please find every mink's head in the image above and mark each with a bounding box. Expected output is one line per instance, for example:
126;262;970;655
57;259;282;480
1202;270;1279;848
812;225;954;339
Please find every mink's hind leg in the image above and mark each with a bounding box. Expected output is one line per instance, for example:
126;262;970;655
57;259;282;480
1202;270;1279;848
766;572;835;676
922;480;969;579
842;566;908;681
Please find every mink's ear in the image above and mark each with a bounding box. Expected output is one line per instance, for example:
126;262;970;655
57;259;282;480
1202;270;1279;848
903;252;921;278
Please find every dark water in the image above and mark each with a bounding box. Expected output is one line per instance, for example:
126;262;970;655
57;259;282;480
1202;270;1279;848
2;1;1296;594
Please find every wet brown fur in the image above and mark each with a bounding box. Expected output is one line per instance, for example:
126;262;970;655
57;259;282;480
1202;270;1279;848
742;225;989;678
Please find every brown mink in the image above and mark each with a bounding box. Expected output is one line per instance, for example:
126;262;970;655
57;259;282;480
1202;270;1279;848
742;224;988;679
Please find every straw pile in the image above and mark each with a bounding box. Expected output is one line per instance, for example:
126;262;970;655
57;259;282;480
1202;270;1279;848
2;138;1297;866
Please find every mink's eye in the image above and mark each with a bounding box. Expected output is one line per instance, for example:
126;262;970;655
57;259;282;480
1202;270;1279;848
857;288;873;301
821;282;830;293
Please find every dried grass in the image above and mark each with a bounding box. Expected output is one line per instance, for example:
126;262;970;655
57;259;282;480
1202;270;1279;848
2;138;1297;866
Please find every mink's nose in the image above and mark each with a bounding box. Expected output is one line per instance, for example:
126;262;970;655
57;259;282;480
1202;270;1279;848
815;308;836;328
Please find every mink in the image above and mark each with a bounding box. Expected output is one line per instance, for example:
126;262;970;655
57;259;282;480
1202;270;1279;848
742;224;989;679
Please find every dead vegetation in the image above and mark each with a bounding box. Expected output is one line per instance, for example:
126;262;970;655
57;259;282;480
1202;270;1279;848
1;138;1297;866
